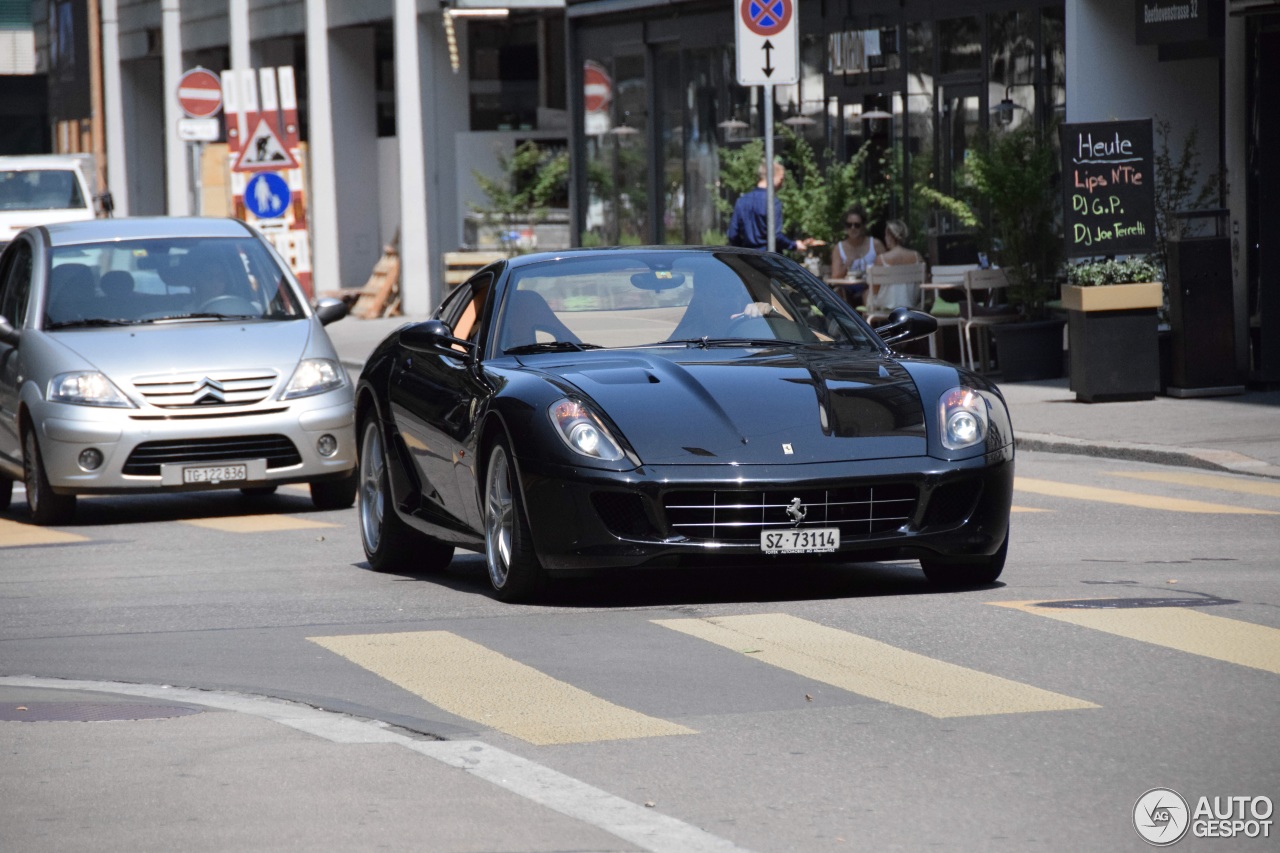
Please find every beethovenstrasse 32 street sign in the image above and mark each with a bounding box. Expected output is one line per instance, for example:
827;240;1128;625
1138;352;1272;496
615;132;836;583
735;0;798;86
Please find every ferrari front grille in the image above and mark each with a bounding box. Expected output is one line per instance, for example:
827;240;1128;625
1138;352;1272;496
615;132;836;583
122;434;302;476
131;369;280;408
663;484;918;543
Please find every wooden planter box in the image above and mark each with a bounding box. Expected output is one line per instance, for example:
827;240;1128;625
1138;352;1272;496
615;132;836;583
1063;282;1163;403
1061;282;1162;312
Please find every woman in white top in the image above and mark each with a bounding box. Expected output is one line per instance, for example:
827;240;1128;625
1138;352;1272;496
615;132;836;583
876;219;923;266
868;219;926;314
829;204;885;307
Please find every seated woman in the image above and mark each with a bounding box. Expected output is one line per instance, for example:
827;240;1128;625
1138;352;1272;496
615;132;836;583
875;220;923;267
865;219;927;315
828;204;885;308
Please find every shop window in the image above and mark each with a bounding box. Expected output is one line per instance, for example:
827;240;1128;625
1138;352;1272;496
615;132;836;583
1042;7;1067;127
375;24;395;137
938;17;982;76
989;11;1038;130
469;19;540;130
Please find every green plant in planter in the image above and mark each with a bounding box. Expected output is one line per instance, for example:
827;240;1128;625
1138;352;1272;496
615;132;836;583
965;124;1062;319
1066;256;1162;287
471;141;568;255
1152;118;1222;279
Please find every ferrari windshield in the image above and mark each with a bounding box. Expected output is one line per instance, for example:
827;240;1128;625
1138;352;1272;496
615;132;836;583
42;237;306;328
496;251;878;354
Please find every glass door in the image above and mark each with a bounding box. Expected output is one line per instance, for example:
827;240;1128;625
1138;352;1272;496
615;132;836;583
937;82;983;231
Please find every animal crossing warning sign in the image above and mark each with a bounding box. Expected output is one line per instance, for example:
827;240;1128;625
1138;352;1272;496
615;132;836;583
233;118;299;172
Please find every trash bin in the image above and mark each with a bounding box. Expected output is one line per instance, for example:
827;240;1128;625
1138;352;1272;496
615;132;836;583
1166;209;1243;397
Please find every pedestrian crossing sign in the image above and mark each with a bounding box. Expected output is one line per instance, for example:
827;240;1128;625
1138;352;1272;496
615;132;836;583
233;118;299;172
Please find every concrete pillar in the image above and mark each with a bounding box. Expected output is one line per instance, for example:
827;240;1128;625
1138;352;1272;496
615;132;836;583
228;0;250;155
395;0;433;315
161;0;189;215
305;0;341;295
330;27;380;289
100;0;128;214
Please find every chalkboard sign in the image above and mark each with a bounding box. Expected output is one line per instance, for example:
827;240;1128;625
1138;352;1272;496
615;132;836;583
1060;119;1155;258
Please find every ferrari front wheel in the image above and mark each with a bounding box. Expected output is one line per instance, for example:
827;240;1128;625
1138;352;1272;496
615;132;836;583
358;417;451;573
483;439;545;602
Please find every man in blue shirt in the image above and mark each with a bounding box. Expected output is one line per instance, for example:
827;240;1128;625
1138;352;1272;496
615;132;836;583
726;160;820;253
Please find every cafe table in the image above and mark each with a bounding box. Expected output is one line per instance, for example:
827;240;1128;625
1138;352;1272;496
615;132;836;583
825;276;868;309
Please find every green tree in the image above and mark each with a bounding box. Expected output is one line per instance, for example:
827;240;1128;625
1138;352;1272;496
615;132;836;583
1152;118;1223;279
717;126;886;250
966;124;1062;319
471;141;568;255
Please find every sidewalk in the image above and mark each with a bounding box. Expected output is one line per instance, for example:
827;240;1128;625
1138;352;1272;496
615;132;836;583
326;315;1280;480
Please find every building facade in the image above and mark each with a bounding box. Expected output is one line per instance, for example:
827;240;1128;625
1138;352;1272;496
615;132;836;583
28;0;1280;385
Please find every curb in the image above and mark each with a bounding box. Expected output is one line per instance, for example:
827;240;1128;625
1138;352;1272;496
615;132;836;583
1016;432;1280;480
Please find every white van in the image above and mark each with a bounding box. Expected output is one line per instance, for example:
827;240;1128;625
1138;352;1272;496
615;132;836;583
0;155;108;251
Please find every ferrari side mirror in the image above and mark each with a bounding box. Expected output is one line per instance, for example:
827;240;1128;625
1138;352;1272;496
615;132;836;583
875;307;937;346
401;319;476;359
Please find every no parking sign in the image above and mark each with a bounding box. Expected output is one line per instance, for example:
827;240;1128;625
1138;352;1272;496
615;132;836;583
735;0;799;86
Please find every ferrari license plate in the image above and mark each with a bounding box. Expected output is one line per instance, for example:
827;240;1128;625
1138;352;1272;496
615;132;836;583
182;464;248;484
761;527;839;554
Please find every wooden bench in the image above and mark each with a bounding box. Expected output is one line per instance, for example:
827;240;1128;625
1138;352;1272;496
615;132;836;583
444;251;509;288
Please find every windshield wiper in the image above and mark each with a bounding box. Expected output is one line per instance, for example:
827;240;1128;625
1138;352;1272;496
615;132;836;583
505;341;603;355
137;312;257;324
658;337;791;349
45;318;134;329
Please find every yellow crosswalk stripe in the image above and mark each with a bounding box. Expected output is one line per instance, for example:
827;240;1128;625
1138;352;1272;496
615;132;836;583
184;514;340;532
308;631;696;745
991;601;1280;675
1015;476;1279;514
653;613;1097;718
1109;470;1280;498
0;517;87;547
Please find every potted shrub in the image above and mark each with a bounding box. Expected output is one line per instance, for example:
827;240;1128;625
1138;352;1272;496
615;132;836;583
965;124;1066;381
1062;256;1163;402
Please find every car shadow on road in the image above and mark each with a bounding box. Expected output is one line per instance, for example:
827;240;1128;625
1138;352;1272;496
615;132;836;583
368;553;1005;607
5;487;337;527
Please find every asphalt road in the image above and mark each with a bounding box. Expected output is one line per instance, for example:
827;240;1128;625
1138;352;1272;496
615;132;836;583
2;449;1278;851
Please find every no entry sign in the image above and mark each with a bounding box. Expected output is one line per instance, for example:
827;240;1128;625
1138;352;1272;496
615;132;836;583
178;68;223;119
583;61;612;114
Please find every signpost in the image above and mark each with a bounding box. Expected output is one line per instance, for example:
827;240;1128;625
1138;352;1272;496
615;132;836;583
224;66;312;295
176;67;223;215
734;0;799;252
734;0;799;86
177;67;223;119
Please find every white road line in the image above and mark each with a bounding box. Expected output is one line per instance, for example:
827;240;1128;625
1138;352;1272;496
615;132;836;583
0;676;751;853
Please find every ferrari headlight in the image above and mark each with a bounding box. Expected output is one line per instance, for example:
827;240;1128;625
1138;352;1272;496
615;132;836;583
48;371;134;408
939;386;993;450
282;358;347;399
549;398;626;461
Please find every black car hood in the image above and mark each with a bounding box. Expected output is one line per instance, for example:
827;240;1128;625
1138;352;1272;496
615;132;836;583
525;346;928;465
